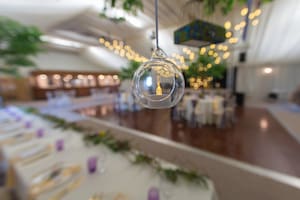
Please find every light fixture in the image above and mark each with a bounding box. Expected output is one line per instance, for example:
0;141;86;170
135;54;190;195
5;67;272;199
254;9;262;17
87;75;94;80
39;74;47;80
225;31;232;38
223;52;230;59
241;7;248;16
252;19;259;26
53;74;61;80
263;67;273;74
98;75;105;80
224;21;231;30
132;0;185;109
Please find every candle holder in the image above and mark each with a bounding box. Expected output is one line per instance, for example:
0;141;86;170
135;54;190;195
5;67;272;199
131;0;184;109
25;121;32;129
15;116;22;122
87;156;97;174
148;187;160;200
36;128;44;138
55;139;64;152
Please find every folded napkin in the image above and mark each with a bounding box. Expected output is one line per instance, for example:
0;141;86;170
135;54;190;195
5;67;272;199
0;123;23;134
0;132;34;146
11;144;52;165
29;163;82;198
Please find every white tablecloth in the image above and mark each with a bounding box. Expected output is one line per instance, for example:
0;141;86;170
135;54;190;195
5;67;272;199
0;107;217;200
184;95;224;125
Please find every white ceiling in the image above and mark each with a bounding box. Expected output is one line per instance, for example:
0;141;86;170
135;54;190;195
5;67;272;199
1;0;300;70
0;0;101;31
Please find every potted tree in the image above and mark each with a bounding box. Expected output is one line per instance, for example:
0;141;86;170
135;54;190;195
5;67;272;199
0;16;43;103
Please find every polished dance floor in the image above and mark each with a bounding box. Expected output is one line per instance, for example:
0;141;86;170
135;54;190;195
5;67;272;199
77;105;300;177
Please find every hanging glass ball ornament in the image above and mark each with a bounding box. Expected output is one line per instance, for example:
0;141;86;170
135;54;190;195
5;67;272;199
132;48;185;109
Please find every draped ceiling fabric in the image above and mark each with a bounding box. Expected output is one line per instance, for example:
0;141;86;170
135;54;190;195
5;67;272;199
237;0;300;100
247;0;300;65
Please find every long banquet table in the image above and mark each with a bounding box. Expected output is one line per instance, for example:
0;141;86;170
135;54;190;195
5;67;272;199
0;107;217;200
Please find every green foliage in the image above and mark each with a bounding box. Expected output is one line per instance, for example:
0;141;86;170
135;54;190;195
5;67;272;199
118;61;141;80
131;152;208;186
0;16;43;76
100;0;143;22
121;0;143;15
84;131;131;153
184;53;227;81
134;153;154;164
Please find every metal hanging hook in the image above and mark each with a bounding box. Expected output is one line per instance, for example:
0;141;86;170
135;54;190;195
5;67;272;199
155;0;159;49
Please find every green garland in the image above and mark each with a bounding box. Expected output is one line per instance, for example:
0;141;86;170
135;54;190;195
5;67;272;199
84;132;131;153
84;131;208;187
24;107;208;187
132;152;208;186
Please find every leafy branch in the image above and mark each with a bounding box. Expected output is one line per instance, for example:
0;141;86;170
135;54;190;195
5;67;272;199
84;131;131;153
118;61;141;80
132;152;208;187
0;17;43;76
100;0;143;22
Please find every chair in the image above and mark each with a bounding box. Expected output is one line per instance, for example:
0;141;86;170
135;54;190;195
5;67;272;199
195;102;204;127
175;99;185;120
213;97;225;128
69;90;76;98
46;91;55;107
224;106;235;127
223;95;236;127
187;100;198;128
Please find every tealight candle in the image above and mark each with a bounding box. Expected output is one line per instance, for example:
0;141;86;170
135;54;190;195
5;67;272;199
55;139;64;152
15;116;22;122
36;128;44;138
148;187;160;200
87;156;97;174
25;121;32;129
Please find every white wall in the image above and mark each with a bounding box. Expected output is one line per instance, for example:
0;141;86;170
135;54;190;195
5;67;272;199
237;64;300;100
33;50;111;72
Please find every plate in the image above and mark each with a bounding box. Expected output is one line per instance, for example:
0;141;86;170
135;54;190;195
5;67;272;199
12;144;52;165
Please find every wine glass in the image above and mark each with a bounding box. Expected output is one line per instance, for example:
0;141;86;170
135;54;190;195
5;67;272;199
159;177;175;200
87;151;106;174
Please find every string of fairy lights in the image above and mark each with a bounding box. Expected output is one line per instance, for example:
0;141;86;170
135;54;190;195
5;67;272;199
98;37;148;63
97;6;263;90
224;7;263;44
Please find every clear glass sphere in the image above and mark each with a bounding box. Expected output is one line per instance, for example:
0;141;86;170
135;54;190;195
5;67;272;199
132;48;185;109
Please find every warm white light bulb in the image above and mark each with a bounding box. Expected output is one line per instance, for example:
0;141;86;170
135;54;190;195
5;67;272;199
263;67;273;74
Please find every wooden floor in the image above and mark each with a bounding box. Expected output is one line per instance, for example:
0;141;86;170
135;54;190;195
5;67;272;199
77;105;300;177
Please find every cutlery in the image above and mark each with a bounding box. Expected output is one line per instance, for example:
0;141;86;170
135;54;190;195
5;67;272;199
30;164;81;197
48;177;82;200
89;193;103;200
